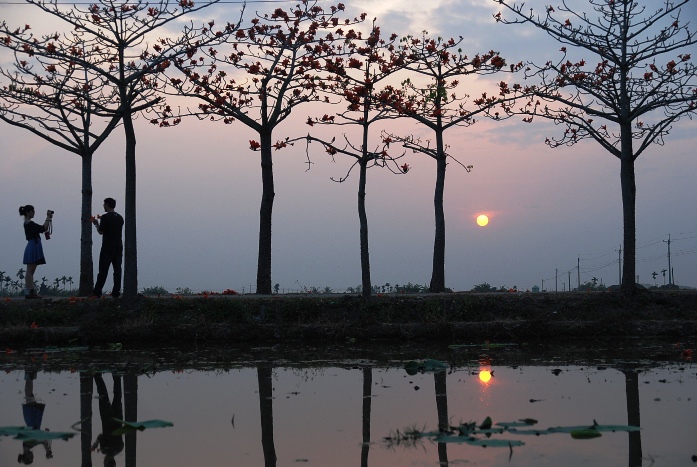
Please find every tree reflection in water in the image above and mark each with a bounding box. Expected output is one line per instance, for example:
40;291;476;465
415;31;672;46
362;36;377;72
623;369;642;467
361;367;372;467
79;373;92;467
124;373;138;467
257;365;276;467
2;354;693;466
434;370;449;466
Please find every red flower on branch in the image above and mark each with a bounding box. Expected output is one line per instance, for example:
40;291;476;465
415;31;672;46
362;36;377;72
401;163;410;173
249;140;261;150
490;55;505;68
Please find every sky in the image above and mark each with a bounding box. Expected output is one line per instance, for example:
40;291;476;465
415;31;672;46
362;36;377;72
1;0;696;294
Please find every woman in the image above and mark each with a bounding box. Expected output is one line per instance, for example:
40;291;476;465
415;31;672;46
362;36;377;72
19;205;52;299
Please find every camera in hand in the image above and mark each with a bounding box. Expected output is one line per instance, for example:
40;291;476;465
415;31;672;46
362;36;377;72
45;211;54;240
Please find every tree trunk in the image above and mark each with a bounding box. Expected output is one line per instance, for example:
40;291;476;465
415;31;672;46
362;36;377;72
257;366;277;466
358;159;371;299
623;370;642;467
361;367;372;467
429;133;447;292
123;112;138;300
78;152;94;296
256;130;274;294
123;373;138;467
79;373;93;467
619;126;636;296
434;371;449;465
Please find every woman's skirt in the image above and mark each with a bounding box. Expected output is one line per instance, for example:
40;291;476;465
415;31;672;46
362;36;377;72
22;401;46;429
23;239;46;265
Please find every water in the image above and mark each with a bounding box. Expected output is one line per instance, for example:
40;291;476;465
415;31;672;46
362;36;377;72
0;343;695;466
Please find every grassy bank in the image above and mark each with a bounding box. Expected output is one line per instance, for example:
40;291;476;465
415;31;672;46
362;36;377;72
1;290;696;346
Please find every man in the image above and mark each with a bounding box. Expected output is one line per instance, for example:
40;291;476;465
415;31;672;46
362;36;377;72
92;198;124;298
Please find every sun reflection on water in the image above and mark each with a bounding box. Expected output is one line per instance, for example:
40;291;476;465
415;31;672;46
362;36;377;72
479;369;492;384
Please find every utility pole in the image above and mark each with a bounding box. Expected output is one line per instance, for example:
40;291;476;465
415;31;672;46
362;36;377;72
555;268;558;293
663;234;672;286
618;245;622;285
568;270;571;292
577;257;580;291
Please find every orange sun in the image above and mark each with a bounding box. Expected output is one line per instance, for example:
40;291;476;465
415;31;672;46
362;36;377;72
476;214;489;227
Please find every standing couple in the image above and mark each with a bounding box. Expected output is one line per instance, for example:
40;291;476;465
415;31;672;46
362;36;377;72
18;197;123;299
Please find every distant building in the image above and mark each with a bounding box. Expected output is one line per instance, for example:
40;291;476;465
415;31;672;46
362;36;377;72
532;285;540;293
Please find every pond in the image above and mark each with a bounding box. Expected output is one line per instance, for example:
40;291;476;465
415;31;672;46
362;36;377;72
0;342;695;466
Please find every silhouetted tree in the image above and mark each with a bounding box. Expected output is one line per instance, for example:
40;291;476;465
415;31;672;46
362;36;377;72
496;0;697;296
380;33;523;292
301;21;407;298
165;1;366;294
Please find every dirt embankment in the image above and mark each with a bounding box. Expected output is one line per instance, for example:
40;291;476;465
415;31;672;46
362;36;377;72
0;290;696;346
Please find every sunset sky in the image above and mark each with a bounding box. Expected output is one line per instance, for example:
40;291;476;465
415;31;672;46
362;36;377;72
1;0;696;293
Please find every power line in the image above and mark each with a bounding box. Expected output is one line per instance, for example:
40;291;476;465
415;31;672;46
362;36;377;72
548;232;697;289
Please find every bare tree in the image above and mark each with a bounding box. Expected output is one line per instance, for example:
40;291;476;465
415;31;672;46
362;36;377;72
300;21;408;298
380;34;523;292
495;0;697;295
163;0;366;294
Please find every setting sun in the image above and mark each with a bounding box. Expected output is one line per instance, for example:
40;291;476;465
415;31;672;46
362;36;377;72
476;214;489;227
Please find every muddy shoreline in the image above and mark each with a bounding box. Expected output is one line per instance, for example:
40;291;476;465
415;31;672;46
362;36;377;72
1;290;696;347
